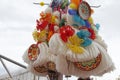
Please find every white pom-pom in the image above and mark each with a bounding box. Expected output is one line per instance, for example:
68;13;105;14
55;19;60;25
62;14;67;19
45;7;52;14
54;26;59;32
53;11;60;18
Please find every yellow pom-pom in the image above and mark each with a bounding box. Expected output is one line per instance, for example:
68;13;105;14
88;17;94;24
40;2;45;6
69;3;77;10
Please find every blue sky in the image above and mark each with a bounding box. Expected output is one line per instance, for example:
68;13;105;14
0;0;120;80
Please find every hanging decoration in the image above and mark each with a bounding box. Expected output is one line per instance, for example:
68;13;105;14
22;0;115;80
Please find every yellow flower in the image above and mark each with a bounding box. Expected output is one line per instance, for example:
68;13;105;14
66;44;84;54
50;15;58;24
68;35;84;46
66;35;85;54
32;29;47;42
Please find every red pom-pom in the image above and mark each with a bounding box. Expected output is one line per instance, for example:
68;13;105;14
88;28;96;40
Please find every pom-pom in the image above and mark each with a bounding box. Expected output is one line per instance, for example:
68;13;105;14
91;24;98;34
88;17;94;24
54;26;59;32
73;15;85;26
81;38;92;47
77;30;92;47
96;24;100;30
77;30;90;38
88;28;96;40
69;3;77;10
45;7;52;14
68;9;77;15
70;0;82;8
39;2;45;6
85;20;91;28
53;11;60;18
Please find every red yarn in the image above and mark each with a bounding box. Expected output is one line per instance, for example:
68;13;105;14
36;20;49;31
60;26;75;42
88;28;96;40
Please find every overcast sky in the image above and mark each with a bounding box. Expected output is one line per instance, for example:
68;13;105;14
0;0;120;80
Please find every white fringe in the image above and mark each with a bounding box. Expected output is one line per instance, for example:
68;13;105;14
49;33;67;55
94;35;108;49
49;33;100;62
66;41;100;62
22;49;33;65
55;55;70;76
55;42;115;78
27;65;48;76
33;42;49;67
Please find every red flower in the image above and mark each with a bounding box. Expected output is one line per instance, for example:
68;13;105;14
36;20;48;31
60;26;75;42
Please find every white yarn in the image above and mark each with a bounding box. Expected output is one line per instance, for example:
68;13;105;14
95;35;107;49
49;33;115;78
66;41;100;62
22;49;33;65
27;65;48;76
55;55;70;76
45;7;52;14
49;33;67;55
33;42;49;67
49;33;100;62
65;42;114;78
